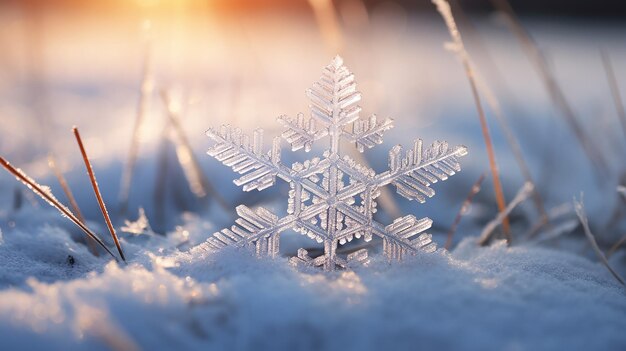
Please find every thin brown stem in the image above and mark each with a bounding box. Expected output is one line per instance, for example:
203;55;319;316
73;127;125;262
0;156;118;261
467;59;548;223
468;67;512;241
601;50;626;144
119;38;153;214
48;155;85;222
159;90;230;212
433;0;511;242
489;0;608;176
152;124;173;234
607;234;626;258
445;173;485;250
308;0;343;54
478;182;533;246
447;0;546;221
48;155;99;256
574;196;625;286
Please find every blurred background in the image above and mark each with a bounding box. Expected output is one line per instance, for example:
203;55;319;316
0;0;625;248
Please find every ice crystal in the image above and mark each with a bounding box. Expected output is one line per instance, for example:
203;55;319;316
121;208;153;235
204;56;468;270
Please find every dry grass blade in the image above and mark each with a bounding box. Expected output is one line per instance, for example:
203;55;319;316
531;219;579;244
73;127;126;262
601;50;626;143
48;154;98;255
433;0;511;241
526;202;572;239
472;63;548;223
308;0;343;54
445;173;485;250
478;182;534;245
118;37;153;214
448;0;547;222
605;187;626;257
607;234;626;258
159;90;230;212
48;155;85;222
152;125;173;233
490;0;609;175
574;195;625;286
0;156;118;261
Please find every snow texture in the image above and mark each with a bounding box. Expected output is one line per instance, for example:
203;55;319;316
0;231;624;351
205;56;468;270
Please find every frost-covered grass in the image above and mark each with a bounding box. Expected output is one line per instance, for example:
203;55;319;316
1;5;626;350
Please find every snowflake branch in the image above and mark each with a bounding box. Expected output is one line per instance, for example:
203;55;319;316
336;202;434;258
205;205;294;257
207;126;293;191
342;115;394;152
278;113;328;152
376;140;468;202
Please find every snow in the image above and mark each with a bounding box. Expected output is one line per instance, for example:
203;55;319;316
1;6;626;350
0;233;624;350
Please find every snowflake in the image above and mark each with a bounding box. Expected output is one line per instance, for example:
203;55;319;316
204;56;468;270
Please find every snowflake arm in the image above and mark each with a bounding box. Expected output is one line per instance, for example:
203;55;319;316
206;126;291;191
278;113;329;152
290;247;369;269
307;56;362;127
203;56;468;270
377;139;468;202
343;114;394;152
381;215;436;260
205;205;293;257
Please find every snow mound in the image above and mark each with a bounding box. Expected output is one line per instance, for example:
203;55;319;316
0;234;624;350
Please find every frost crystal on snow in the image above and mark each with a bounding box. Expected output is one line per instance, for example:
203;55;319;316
205;56;468;270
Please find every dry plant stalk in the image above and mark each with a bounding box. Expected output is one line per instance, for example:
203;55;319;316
446;0;546;222
432;0;511;241
604;182;626;235
159;90;230;211
607;235;626;258
152;124;173;233
525;202;572;239
308;0;343;54
48;156;85;222
472;64;548;223
0;156;118;260
478;182;534;245
73;127;126;262
119;35;153;214
490;0;608;175
445;173;485;250
574;195;625;286
601;50;626;143
48;155;98;255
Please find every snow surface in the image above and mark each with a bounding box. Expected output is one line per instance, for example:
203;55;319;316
0;231;624;350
